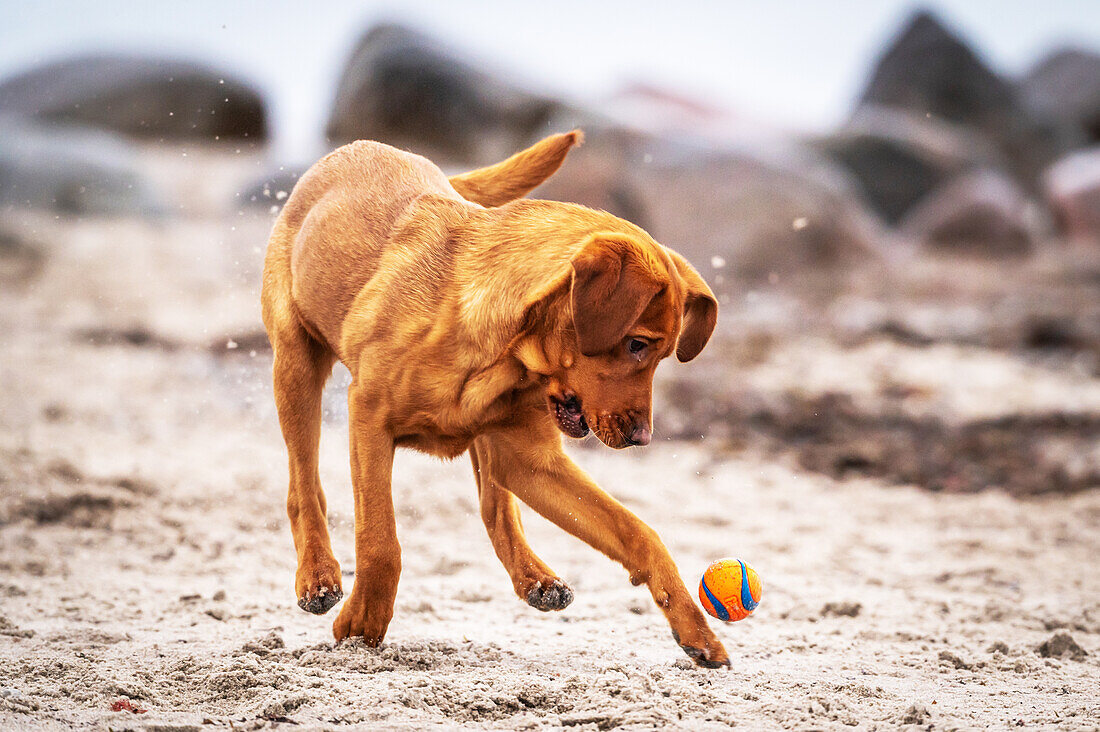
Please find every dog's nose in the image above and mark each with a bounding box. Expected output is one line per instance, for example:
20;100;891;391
627;424;651;446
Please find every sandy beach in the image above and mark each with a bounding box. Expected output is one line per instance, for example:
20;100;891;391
1;148;1097;730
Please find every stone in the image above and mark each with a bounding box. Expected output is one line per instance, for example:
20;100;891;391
1020;48;1100;147
857;11;1063;184
900;170;1044;255
326;24;565;167
1044;146;1100;245
534;123;880;288
0;54;267;142
819;105;1001;223
238;167;305;209
0;116;163;216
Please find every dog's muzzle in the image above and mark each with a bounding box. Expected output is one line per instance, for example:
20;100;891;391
549;394;590;438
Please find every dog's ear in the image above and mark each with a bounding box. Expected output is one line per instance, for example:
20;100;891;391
667;250;718;362
570;234;662;356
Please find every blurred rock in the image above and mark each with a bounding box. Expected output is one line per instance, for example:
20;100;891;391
238;167;304;210
323;23;878;283
0;117;163;216
0;226;45;286
327;24;566;166
819;106;1000;223
1044;147;1100;245
858;11;1063;184
534;124;880;286
0;54;267;143
1020;49;1100;147
900;170;1043;256
528;120;654;229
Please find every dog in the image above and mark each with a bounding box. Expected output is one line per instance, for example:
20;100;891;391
260;130;727;668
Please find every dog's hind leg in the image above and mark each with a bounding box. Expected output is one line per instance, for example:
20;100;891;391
470;437;574;611
269;320;343;615
332;386;400;645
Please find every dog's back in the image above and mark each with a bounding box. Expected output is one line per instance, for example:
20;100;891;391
263;133;582;357
264;142;458;352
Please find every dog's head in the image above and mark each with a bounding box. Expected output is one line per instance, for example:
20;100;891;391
539;233;717;449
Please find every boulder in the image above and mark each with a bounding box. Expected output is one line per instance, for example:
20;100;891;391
524;120;653;229
326;24;566;166
0;54;267;143
237;167;304;210
1044;147;1100;245
818;106;1001;223
0;226;45;286
899;170;1043;255
534;124;880;287
1020;49;1100;147
857;11;1063;183
0;116;163;216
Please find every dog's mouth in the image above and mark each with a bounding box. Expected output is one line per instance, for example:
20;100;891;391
549;394;590;438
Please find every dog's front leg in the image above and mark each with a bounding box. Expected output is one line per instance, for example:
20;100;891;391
332;384;400;645
470;437;574;611
495;421;729;669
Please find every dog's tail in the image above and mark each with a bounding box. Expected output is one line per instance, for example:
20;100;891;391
448;130;583;208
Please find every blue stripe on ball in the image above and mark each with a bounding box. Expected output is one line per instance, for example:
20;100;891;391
701;576;731;621
738;560;758;612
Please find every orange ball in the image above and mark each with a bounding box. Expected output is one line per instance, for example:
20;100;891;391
699;558;762;622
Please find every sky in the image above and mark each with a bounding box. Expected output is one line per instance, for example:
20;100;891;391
2;0;1098;161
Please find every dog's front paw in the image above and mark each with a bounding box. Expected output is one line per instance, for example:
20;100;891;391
298;584;343;615
672;628;730;669
525;578;574;611
295;555;343;615
332;591;392;646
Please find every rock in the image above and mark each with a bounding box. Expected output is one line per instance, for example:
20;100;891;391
322;23;878;284
534;124;880;287
899;170;1044;255
0;116;163;216
987;641;1010;654
326;24;565;166
238;167;304;210
819;106;1002;223
857;11;1063;184
0;226;45;286
1036;631;1087;660
1044;147;1100;244
861;12;1013;128
0;54;267;142
1020;49;1100;147
821;601;862;618
527;120;655;229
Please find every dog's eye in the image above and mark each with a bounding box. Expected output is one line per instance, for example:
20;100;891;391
627;338;647;357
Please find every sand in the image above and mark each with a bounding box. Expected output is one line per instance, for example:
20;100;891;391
0;148;1098;730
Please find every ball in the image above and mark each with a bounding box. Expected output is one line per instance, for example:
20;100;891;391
699;558;762;622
